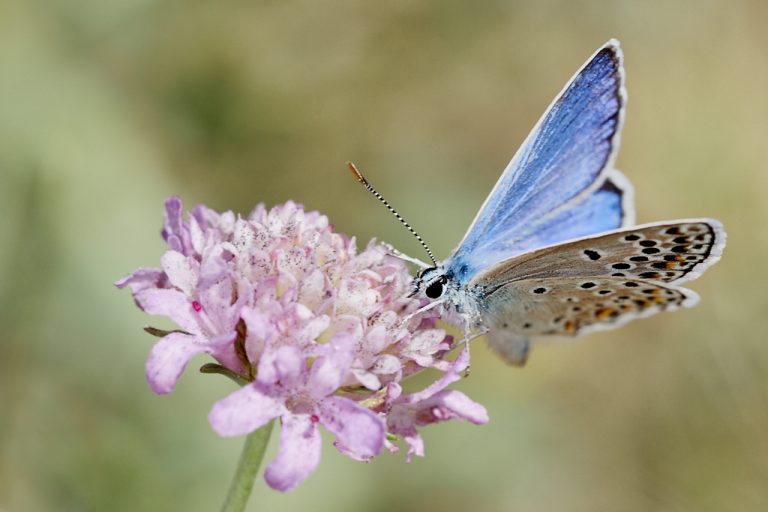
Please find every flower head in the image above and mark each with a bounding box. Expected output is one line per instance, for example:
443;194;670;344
116;197;488;491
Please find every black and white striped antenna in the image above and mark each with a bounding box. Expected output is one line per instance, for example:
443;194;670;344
347;162;437;267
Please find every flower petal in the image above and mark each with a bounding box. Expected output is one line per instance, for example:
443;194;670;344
146;332;207;394
232;217;255;252
319;396;384;459
299;314;330;345
264;414;321;492
403;431;425;463
297;269;325;311
412;389;489;426
162;196;185;252
403;346;469;404
197;270;238;333
351;368;381;391
257;345;303;388
401;328;451;367
241;308;277;363
207;331;242;374
114;267;165;293
198;249;230;289
188;214;206;255
371;354;402;377
134;288;200;333
364;325;389;354
161;251;198;296
308;333;355;397
209;383;284;436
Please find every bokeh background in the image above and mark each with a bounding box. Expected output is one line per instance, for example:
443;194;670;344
1;0;766;510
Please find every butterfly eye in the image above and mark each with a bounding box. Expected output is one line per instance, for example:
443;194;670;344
425;278;445;299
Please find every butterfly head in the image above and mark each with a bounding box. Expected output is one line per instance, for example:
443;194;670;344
411;264;482;326
412;266;449;299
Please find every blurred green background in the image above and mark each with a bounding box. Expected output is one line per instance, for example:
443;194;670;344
1;0;766;510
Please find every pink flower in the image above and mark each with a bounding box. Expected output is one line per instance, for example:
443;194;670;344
209;334;384;491
116;197;488;491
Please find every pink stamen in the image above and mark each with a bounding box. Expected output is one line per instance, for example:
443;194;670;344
310;414;320;424
192;300;202;312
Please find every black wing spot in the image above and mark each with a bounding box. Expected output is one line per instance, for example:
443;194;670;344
624;234;641;241
533;287;547;294
584;249;601;260
624;282;639;287
639;240;657;247
580;282;596;289
612;263;631;270
630;256;648;262
642;247;661;254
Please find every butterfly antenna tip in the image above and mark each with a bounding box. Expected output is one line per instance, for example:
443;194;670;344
346;162;438;267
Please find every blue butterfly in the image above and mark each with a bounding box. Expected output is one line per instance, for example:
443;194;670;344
352;40;725;365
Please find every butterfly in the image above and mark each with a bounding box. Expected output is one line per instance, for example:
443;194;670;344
350;39;726;366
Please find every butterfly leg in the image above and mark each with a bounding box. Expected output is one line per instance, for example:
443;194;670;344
402;299;445;325
381;242;432;269
455;324;489;377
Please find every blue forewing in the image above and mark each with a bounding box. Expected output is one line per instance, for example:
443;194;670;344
446;40;628;283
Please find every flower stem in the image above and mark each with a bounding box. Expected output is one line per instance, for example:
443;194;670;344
220;420;275;512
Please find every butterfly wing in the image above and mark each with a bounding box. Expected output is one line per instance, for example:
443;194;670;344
472;220;726;362
477;219;725;288
519;169;635;248
447;40;627;281
463;169;635;277
483;277;695;366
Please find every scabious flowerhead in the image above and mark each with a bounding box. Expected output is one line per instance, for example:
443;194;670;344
116;197;487;491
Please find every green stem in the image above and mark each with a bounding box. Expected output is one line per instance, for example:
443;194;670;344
220;420;275;512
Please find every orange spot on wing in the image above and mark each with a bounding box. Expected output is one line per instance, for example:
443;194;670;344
595;308;616;320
